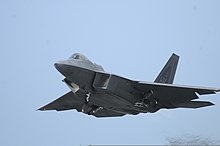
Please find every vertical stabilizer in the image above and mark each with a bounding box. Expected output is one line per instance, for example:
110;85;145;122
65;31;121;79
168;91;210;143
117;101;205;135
154;53;179;84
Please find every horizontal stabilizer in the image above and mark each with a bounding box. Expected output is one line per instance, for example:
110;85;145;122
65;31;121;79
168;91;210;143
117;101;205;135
174;101;214;108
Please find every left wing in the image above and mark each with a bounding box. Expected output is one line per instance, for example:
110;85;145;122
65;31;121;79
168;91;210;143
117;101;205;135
136;81;220;108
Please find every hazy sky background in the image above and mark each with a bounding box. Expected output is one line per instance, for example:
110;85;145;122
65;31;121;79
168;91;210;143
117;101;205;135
1;0;220;145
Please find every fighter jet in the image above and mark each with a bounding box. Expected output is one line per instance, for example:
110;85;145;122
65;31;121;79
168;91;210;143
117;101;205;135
39;53;220;117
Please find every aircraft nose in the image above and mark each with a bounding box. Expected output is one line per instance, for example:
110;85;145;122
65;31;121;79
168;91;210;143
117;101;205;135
54;62;60;69
54;61;64;71
54;60;70;73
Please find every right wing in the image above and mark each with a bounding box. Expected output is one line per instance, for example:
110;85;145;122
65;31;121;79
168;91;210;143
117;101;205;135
38;91;125;117
38;91;84;112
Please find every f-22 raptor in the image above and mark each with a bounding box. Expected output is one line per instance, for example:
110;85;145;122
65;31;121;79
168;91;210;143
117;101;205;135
39;53;219;117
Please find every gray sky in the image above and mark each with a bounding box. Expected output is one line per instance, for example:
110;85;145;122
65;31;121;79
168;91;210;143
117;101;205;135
1;0;220;145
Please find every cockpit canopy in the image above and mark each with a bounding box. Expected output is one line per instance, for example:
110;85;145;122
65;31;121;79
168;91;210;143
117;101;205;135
69;53;105;71
69;53;90;61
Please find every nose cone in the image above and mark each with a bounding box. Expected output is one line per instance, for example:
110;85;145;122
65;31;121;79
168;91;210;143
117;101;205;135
54;61;66;73
54;62;60;69
54;60;74;75
54;62;61;70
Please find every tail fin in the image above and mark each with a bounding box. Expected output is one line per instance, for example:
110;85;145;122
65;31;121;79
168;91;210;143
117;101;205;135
154;53;179;84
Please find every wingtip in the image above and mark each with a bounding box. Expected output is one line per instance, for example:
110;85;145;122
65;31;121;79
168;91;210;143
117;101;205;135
210;102;215;106
37;106;47;111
